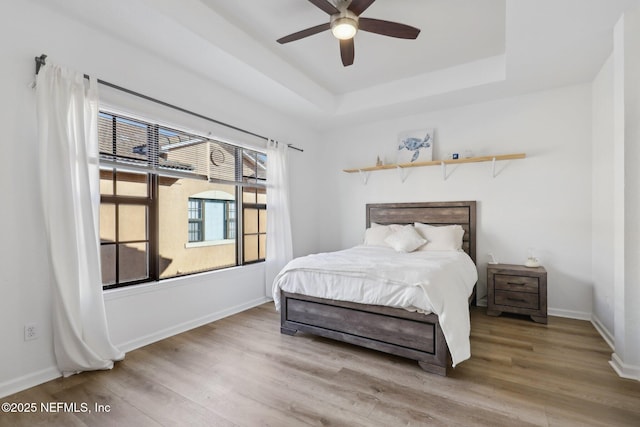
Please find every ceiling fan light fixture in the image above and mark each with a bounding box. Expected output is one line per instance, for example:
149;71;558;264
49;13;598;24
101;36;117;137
276;0;421;67
331;17;357;40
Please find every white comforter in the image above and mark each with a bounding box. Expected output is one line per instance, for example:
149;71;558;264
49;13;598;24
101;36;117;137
272;245;478;367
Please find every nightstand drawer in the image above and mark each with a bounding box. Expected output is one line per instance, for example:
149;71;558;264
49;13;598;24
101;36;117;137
494;290;539;310
495;274;539;293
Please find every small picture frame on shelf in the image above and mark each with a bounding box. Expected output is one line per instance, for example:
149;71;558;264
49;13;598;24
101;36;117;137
397;128;433;163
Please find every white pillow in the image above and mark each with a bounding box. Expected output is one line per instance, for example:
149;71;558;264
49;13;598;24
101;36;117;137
363;223;403;247
384;225;427;252
414;223;464;251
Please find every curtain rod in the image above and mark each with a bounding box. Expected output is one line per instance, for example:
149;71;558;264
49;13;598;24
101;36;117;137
34;54;303;153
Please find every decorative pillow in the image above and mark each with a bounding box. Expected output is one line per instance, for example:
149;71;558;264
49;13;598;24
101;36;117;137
384;225;427;252
414;223;464;251
363;223;403;247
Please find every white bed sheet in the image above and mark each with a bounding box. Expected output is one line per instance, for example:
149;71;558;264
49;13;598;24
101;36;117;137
272;245;478;367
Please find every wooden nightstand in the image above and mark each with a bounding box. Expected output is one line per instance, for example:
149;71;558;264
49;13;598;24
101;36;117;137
487;263;547;324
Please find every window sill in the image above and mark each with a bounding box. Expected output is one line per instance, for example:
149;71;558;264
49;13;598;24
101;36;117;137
103;262;266;301
185;239;235;249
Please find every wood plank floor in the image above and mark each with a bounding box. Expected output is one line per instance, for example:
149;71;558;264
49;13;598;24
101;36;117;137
2;305;639;426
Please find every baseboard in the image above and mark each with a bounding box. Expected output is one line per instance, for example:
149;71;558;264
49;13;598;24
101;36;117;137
590;314;615;350
0;366;60;399
547;307;591;321
474;302;590;320
115;296;271;353
610;353;640;381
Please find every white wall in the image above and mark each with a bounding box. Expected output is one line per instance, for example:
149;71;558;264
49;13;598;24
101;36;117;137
622;7;640;381
317;85;594;317
610;8;640;380
591;54;616;344
590;7;640;380
620;7;640;380
0;1;319;397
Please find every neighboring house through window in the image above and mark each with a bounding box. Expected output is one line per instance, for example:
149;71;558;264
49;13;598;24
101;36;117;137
188;192;236;244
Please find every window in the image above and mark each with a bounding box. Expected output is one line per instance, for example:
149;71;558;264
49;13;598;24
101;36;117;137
187;199;203;242
242;187;267;263
98;111;266;289
187;198;236;242
99;170;152;287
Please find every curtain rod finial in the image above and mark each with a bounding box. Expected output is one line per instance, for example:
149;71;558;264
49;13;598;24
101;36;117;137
35;54;47;75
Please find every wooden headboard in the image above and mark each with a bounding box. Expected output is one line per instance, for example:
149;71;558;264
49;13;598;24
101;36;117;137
366;201;477;263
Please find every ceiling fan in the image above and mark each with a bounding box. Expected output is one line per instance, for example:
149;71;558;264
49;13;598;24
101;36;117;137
277;0;421;67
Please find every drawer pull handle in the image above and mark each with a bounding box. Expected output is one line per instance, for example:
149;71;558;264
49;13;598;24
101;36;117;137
507;297;527;303
508;282;526;286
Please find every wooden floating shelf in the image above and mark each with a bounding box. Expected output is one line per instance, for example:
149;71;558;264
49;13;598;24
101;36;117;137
343;153;526;173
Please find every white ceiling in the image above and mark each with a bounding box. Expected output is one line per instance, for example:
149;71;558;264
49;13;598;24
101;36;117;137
34;0;640;129
200;0;506;94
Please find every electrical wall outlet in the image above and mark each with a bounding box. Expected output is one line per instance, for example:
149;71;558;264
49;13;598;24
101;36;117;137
24;323;38;341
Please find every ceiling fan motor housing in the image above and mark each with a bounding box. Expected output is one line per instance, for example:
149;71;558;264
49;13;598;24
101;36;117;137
330;9;359;39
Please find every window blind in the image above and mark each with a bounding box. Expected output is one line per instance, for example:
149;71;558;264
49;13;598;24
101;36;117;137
98;111;265;185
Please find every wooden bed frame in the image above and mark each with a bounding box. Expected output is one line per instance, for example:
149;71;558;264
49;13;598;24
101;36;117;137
280;201;477;376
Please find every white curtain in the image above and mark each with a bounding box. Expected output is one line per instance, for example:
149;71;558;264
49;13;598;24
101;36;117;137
36;62;124;376
266;140;294;297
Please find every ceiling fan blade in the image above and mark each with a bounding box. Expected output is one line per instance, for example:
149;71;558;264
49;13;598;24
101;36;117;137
277;22;331;44
348;0;376;16
359;17;421;39
340;38;355;66
308;0;340;15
